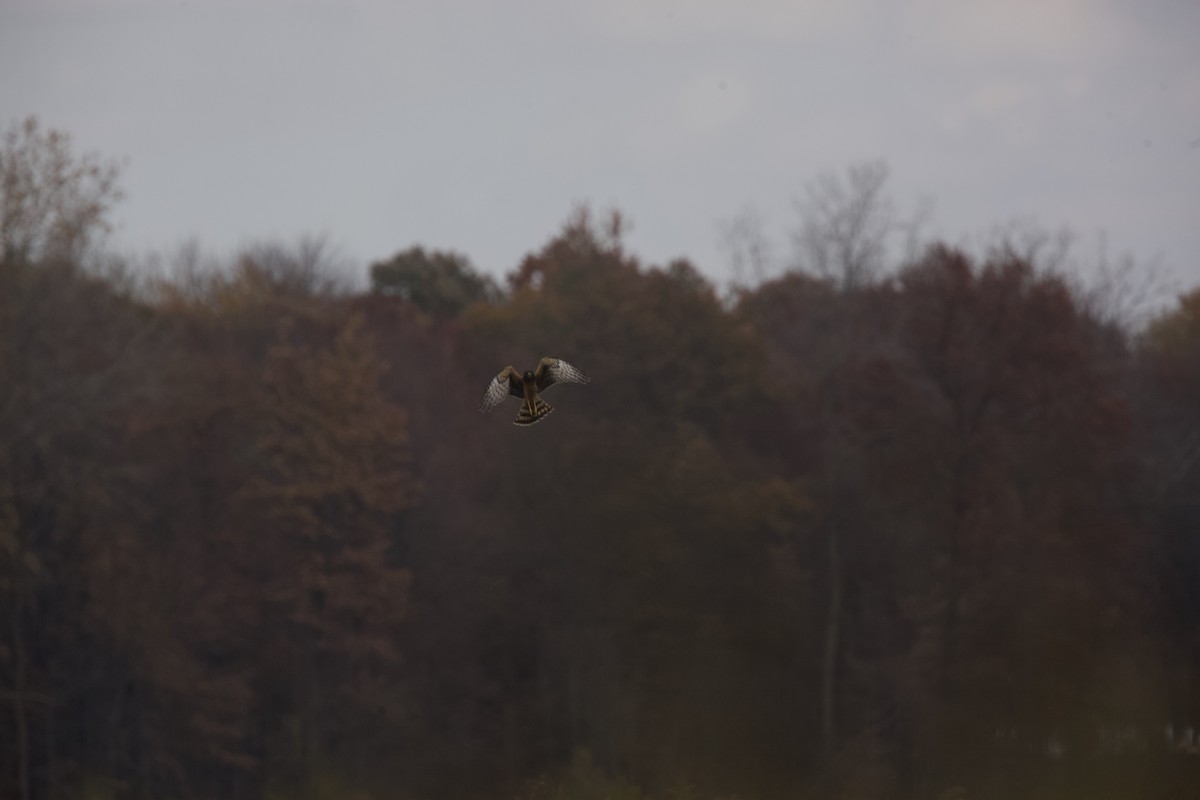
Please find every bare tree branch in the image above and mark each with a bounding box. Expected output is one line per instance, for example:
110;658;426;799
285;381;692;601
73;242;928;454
1;116;124;266
791;160;896;289
718;204;774;287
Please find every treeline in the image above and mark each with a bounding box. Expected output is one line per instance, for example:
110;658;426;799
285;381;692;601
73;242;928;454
3;120;1200;799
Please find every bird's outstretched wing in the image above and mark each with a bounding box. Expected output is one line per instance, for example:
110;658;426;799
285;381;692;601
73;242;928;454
479;366;522;412
534;357;590;390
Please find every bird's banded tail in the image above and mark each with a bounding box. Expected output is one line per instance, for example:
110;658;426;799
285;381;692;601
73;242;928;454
514;398;553;425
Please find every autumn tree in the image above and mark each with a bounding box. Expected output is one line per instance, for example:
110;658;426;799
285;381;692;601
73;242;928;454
1137;289;1200;732
370;245;498;317
739;269;902;787
774;161;932;777
404;207;812;795
880;246;1147;790
237;310;416;787
0;116;123;266
0;119;146;800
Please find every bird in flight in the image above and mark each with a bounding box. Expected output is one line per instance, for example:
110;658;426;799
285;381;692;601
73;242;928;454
479;356;590;425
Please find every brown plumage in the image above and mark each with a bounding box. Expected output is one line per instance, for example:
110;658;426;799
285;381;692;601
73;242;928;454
479;356;590;426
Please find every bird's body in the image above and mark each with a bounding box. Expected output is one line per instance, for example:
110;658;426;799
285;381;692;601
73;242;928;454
479;357;589;425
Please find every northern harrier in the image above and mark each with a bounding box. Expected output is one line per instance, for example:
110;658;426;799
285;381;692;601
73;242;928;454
479;357;590;425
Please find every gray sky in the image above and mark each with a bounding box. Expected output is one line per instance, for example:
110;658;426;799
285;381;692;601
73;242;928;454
3;0;1198;291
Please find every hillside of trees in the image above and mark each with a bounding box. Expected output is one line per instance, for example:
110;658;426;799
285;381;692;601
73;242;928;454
3;118;1200;800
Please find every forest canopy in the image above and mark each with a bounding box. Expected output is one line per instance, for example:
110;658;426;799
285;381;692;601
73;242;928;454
3;117;1200;800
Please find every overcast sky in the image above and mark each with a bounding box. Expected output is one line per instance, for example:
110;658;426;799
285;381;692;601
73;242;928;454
3;0;1198;291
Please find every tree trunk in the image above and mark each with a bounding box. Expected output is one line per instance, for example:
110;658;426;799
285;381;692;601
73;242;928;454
11;602;31;800
821;524;842;752
938;443;973;693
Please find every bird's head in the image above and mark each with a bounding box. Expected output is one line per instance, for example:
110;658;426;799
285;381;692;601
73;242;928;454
522;370;536;382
